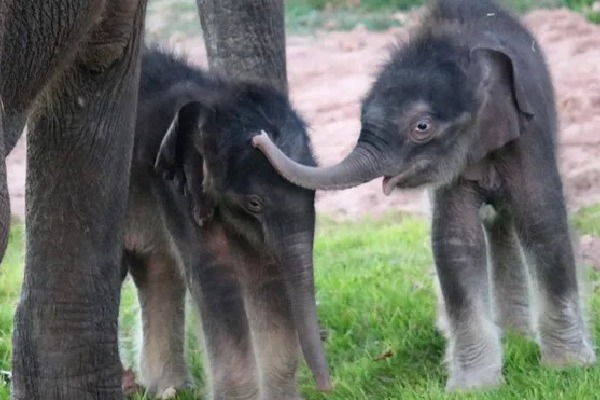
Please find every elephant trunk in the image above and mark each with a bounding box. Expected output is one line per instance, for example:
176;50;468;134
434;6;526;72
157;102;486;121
277;228;331;392
252;131;384;191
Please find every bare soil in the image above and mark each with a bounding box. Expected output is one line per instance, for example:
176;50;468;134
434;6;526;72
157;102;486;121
6;9;600;223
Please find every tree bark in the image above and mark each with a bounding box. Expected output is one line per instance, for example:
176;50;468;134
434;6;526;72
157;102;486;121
196;0;288;94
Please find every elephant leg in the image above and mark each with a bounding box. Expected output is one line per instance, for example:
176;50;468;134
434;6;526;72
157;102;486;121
0;0;106;179
507;174;596;367
0;118;8;261
243;264;302;400
0;0;99;264
186;226;259;400
431;181;503;392
481;205;534;337
128;251;191;399
9;1;148;398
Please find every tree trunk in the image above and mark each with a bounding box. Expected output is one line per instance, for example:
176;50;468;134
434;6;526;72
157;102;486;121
196;0;288;94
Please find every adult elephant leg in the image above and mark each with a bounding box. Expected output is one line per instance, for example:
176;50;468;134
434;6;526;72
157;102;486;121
10;1;147;398
0;0;103;265
0;117;8;261
0;0;107;158
196;0;288;93
2;113;27;157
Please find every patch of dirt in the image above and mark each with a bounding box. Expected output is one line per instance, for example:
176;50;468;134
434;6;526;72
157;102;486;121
579;234;600;271
6;9;600;222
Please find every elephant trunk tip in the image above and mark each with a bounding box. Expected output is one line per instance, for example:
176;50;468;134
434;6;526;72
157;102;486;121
252;130;276;158
251;130;320;191
304;348;332;392
251;130;269;148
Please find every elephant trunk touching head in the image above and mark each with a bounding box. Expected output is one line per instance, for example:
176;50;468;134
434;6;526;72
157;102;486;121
252;131;384;192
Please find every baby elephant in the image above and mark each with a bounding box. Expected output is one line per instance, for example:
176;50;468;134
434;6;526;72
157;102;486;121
251;0;596;392
121;45;330;399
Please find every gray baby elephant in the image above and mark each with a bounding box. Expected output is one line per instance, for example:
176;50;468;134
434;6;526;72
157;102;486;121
121;45;331;399
251;0;596;392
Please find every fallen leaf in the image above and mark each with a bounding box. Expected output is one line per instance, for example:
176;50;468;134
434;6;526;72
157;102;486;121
373;349;395;361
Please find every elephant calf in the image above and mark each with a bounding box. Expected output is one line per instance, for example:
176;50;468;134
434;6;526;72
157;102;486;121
120;45;330;399
251;0;596;393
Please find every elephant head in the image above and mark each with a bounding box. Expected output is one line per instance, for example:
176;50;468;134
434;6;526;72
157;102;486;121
153;79;331;392
251;29;536;196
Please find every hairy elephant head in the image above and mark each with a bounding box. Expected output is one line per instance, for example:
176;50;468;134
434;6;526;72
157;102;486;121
251;27;537;196
153;78;331;391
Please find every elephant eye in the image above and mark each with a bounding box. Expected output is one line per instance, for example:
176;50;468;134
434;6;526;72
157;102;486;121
416;121;429;131
409;117;434;143
244;194;263;213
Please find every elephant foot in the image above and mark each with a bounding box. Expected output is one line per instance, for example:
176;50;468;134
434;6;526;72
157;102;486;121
259;389;303;400
156;386;178;399
145;381;193;400
213;391;259;400
443;323;504;392
445;364;504;392
136;359;192;399
541;337;596;368
538;307;597;369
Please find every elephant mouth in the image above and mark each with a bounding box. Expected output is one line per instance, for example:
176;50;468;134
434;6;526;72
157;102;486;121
382;160;431;195
382;174;404;196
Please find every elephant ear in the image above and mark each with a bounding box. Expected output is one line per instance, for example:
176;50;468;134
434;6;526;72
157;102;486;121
466;31;536;164
155;100;216;226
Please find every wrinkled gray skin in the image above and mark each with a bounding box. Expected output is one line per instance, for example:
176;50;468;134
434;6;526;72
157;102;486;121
0;0;312;398
122;45;330;399
251;0;596;392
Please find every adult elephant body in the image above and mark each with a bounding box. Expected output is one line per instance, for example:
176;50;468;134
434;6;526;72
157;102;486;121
0;0;301;398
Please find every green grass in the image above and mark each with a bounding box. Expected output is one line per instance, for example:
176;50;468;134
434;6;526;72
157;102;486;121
285;0;408;33
0;220;23;399
573;203;600;237
144;0;598;42
564;0;600;24
1;206;600;399
284;0;598;34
